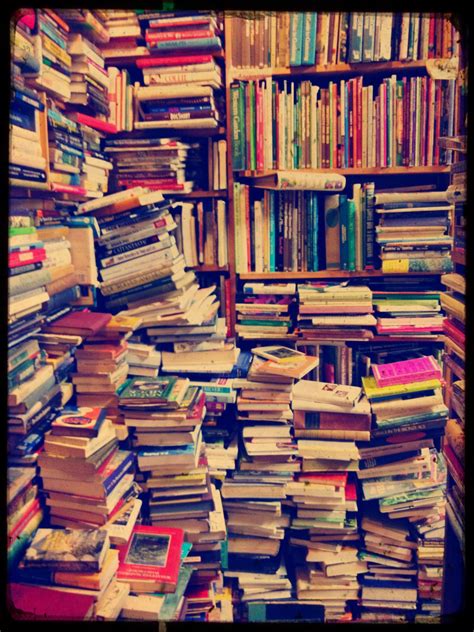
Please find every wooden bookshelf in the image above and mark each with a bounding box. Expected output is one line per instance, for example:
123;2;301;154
167;191;228;199
237;167;451;179
228;60;432;81
190;265;229;273
238;270;443;280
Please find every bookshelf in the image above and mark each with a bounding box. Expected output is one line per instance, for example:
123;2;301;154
239;271;444;280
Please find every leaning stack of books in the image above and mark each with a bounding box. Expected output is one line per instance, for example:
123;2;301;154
374;190;454;274
10;85;48;190
133;11;224;131
56;9;110;47
10;528;129;621
7;468;43;573
236;283;297;340
104;136;205;194
296;283;374;342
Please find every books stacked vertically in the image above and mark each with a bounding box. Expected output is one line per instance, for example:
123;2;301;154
236;283;297;339
11;528;129;621
67;33;110;120
228;13;460;68
230;76;459;171
372;285;444;338
104;137;205;194
374;190;454;274
29;10;71;101
7;468;43;573
10;85;48;189
296;283;374;341
38;406;135;530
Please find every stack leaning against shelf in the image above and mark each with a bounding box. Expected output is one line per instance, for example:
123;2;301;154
104;135;206;195
10;528;130;621
289;379;365;623
223;349;319;620
357;355;448;623
236;282;297;340
100;10;149;64
134;11;224;131
295;283;375;342
440;271;465;556
374;189;454;275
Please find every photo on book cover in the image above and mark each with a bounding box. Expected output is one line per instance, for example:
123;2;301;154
125;532;170;567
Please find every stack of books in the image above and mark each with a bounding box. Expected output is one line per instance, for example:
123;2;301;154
7;468;43;573
372;286;444;337
38;406;135;529
30;9;72;101
100;10;148;63
10;86;48;190
11;528;129;621
374;190;454;274
161;341;240;377
56;9;110;47
236;283;297;340
11;9;39;76
104;137;205;194
229;13;460;68
126;342;161;378
296;283;374;341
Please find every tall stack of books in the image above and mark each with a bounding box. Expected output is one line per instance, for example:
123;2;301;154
104;136;206;194
358;355;448;621
101;10;148;64
30;9;72;101
296;283;374;342
374;190;454;274
236;282;297;340
229;13;460;68
288;379;364;621
56;9;110;47
126;342;161;378
11;9;39;76
10;528;129;621
10;85;48;190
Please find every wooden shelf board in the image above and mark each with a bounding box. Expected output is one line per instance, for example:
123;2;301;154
228;60;430;80
190;265;229;273
130;126;226;137
237;167;450;178
238;270;443;280
166;191;227;199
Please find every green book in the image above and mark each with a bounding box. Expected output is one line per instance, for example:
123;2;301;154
119;376;178;403
339;194;348;269
238;319;291;326
346;199;356;271
230;82;244;170
9;226;36;236
249;81;256;171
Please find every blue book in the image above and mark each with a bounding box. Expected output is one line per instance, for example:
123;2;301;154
302;13;317;65
138;443;195;458
149;36;222;52
290;14;304;66
10;108;36;132
12;89;44;111
38;20;68;50
104;451;134;495
45;285;81;314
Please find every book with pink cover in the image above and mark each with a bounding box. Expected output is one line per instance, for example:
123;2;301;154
371;356;442;388
299;305;373;315
45;311;112;336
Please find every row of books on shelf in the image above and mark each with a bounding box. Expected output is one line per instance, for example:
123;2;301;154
233;184;454;274
230;75;460;171
228;12;460;68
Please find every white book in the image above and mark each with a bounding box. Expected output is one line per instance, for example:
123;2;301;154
135;118;218;130
136;84;214;101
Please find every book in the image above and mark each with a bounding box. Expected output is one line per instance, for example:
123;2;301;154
50;407;107;438
372;356;442;387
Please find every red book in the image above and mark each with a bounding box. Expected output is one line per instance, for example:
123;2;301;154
187;391;206;421
443;319;465;347
298;472;348;487
136;54;213;68
8;499;41;543
8;583;95;621
45;310;112;336
9;249;46;268
345;480;357;502
116;525;184;593
50;183;88;196
117;179;181;188
145;29;214;43
67;112;117;134
428;14;436;58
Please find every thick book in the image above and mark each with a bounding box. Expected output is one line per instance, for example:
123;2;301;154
249;170;346;191
371;355;442;387
44;311;112;336
50;407;107;438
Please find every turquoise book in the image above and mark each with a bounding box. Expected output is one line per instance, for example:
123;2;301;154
362;13;375;62
347;199;356;271
348;13;364;63
301;12;317;65
339;194;348;269
290;13;304;66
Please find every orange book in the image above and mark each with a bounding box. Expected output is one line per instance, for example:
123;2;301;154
255;354;319;380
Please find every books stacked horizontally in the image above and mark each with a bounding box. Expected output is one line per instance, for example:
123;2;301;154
358;355;448;621
104;137;207;195
100;10;148;63
11;528;129;621
30;9;71;101
67;33;110;120
236;283;297;340
11;9;39;76
7;468;43;573
118;376;227;617
374;190;454;274
10;85;48;189
38;406;135;530
296;283;375;341
288;379;364;621
56;9;110;47
372;285;445;338
222;348;318;606
126;342;161;378
161;340;240;378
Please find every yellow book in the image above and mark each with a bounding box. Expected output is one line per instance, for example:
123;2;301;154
362;376;442;400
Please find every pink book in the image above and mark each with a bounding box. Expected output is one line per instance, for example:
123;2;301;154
371;355;442;388
376;325;444;334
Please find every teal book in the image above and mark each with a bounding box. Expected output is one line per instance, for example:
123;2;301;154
290;13;304;66
302;13;317;65
362;13;375;62
269;192;276;272
149;37;222;52
348;13;364;63
339;194;348;269
361;188;367;269
347;199;356;271
407;14;415;60
230;82;244;170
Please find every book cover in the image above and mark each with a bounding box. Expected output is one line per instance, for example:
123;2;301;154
50;406;107;438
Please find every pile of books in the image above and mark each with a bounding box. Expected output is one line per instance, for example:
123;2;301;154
101;11;148;64
126;342;161;378
56;9;110;46
11;9;39;76
296;283;374;341
374;190;454;274
358;355;448;621
229;13;460;68
104;137;205;194
11;528;129;620
10;84;48;190
236;282;297;340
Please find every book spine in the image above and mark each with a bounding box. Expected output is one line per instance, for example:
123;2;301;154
346;199;356;271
